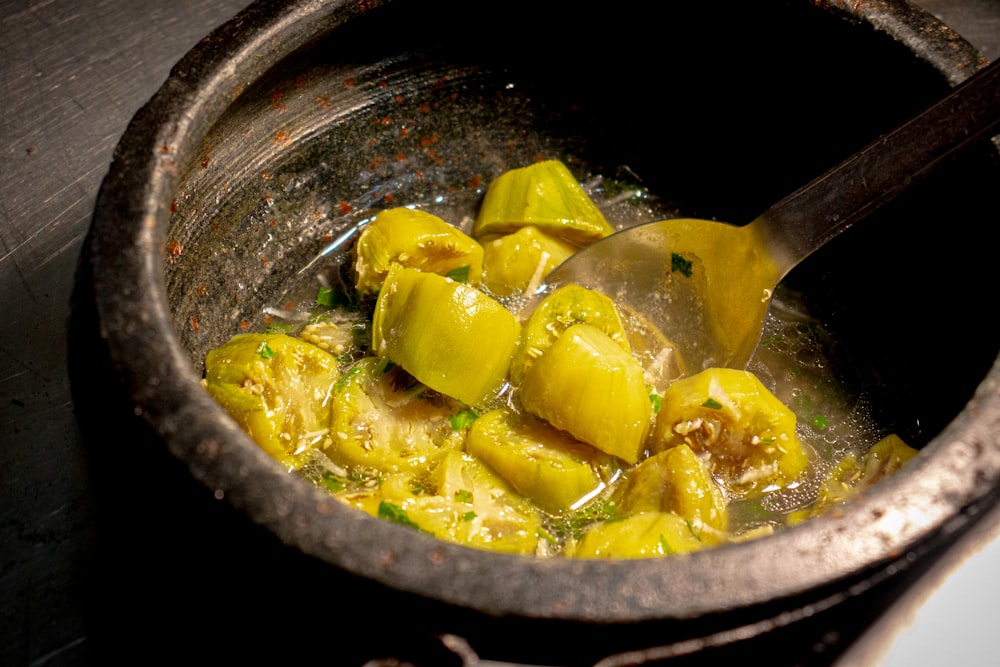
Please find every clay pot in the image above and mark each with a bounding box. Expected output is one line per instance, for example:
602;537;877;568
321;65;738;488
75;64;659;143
71;1;1000;663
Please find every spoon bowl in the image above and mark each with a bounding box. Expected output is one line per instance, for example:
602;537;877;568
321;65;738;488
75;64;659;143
542;58;1000;372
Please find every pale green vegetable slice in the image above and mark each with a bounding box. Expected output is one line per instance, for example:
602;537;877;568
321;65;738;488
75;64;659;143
819;433;918;503
520;323;651;464
473;160;614;245
203;333;339;464
512;283;631;384
339;451;541;555
617;444;728;542
466;409;618;514
481;225;577;298
372;264;520;407
354;207;484;295
326;356;464;473
570;511;704;559
651;367;808;497
790;434;918;524
848;433;917;483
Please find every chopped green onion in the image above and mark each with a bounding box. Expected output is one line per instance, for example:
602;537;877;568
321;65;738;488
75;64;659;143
701;397;723;410
454;489;473;503
445;265;471;283
813;414;829;430
685;519;702;541
546;498;617;541
670;253;693;278
377;501;423;531
537;527;558;545
321;472;345;493
460;511;477;521
659;534;676;555
449;408;479;430
649;393;663;414
372;356;396;377
334;365;364;393
257;338;276;359
316;285;336;307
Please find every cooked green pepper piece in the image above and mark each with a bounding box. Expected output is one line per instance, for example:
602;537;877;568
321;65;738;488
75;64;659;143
372;264;520;407
651;367;808;497
570;511;704;558
617;444;727;541
512;283;630;384
430;451;541;554
203;333;339;464
473;160;614;245
481;225;577;298
466;409;617;514
326;356;465;474
339;451;541;554
354;207;484;295
812;434;918;512
520;323;650;464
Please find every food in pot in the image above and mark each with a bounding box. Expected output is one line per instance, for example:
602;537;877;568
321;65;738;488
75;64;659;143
204;332;341;465
372;264;520;407
202;159;918;558
650;367;809;497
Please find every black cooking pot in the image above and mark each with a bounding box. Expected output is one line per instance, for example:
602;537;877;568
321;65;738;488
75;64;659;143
70;0;1000;664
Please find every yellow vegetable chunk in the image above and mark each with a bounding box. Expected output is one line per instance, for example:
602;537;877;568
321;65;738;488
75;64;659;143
466;409;618;514
473;160;614;245
372;264;520;407
570;512;704;558
203;333;339;464
520;323;651;464
815;434;918;508
339;452;541;554
354;207;484;295
481;226;577;298
512;283;631;384
651;367;808;497
335;471;417;517
617;444;728;541
326;357;464;474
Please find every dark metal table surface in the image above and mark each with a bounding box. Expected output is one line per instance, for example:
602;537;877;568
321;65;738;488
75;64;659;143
2;1;999;665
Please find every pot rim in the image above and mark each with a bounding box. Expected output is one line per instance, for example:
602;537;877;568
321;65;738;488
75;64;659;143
81;0;1000;622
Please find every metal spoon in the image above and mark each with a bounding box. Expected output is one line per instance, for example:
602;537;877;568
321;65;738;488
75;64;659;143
540;58;1000;372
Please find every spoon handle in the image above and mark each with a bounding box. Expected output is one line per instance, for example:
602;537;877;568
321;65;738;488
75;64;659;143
754;58;1000;278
